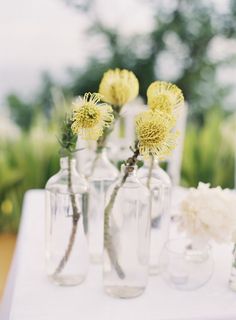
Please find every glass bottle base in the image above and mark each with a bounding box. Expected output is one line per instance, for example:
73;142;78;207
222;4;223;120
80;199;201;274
104;286;145;299
48;274;86;286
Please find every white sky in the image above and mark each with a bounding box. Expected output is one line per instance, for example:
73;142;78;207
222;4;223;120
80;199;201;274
0;0;153;104
0;0;235;105
0;0;87;103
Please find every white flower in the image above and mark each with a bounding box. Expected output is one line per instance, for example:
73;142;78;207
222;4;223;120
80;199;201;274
179;182;236;243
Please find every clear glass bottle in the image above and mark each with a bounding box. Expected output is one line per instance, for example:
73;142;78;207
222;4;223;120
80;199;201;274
137;158;171;275
45;156;89;286
229;244;236;291
87;148;119;263
103;164;151;298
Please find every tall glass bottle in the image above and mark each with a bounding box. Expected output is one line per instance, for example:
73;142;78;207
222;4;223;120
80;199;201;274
45;156;89;286
103;164;151;298
88;148;119;263
138;159;171;275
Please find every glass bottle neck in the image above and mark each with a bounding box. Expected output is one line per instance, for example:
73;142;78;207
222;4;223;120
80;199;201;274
143;157;159;169
60;157;77;171
96;147;108;157
120;164;138;177
89;147;118;179
95;148;114;166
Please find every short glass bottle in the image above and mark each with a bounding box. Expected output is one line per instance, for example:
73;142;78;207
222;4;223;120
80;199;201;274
160;237;214;291
45;156;89;286
87;148;119;263
229;244;236;291
137;159;171;275
103;164;151;299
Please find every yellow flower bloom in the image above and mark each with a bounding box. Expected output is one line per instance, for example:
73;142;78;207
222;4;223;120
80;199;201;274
99;68;139;106
147;81;184;114
71;92;114;140
135;110;177;160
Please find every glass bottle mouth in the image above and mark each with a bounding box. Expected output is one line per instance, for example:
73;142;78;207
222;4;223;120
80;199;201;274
96;146;108;154
121;163;138;175
163;238;211;256
142;156;159;166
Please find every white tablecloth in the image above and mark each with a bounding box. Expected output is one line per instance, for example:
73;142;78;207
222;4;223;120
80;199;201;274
1;188;236;320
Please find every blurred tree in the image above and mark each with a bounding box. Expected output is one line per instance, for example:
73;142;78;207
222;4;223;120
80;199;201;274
6;0;236;128
7;73;58;131
7;94;34;131
35;73;55;118
66;0;236;124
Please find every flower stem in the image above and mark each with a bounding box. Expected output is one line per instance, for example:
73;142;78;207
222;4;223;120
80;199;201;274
233;243;236;268
104;183;126;279
90;106;120;176
104;143;140;279
53;155;80;276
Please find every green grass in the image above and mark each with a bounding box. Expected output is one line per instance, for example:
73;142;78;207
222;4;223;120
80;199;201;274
0;131;59;233
181;109;234;188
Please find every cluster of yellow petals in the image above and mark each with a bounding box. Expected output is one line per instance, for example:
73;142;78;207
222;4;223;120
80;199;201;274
71;92;114;141
70;72;184;160
147;81;184;114
135;110;178;160
99;68;139;106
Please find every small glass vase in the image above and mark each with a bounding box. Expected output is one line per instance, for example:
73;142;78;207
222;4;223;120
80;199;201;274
103;164;151;299
138;158;171;275
87;148;119;263
160;238;214;291
229;244;236;291
45;156;89;286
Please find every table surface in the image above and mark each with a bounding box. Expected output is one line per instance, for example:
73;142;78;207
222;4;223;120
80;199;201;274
3;188;236;320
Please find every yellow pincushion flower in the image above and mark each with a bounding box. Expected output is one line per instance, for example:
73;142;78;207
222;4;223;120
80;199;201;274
135;110;177;160
71;92;114;140
99;68;139;107
147;81;184;114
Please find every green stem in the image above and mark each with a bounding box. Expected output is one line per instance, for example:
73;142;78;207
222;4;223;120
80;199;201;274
104;144;140;279
90;105;120;176
232;243;236;268
53;155;80;276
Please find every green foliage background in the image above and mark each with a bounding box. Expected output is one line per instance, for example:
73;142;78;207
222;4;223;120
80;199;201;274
1;0;236;233
0;133;59;233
